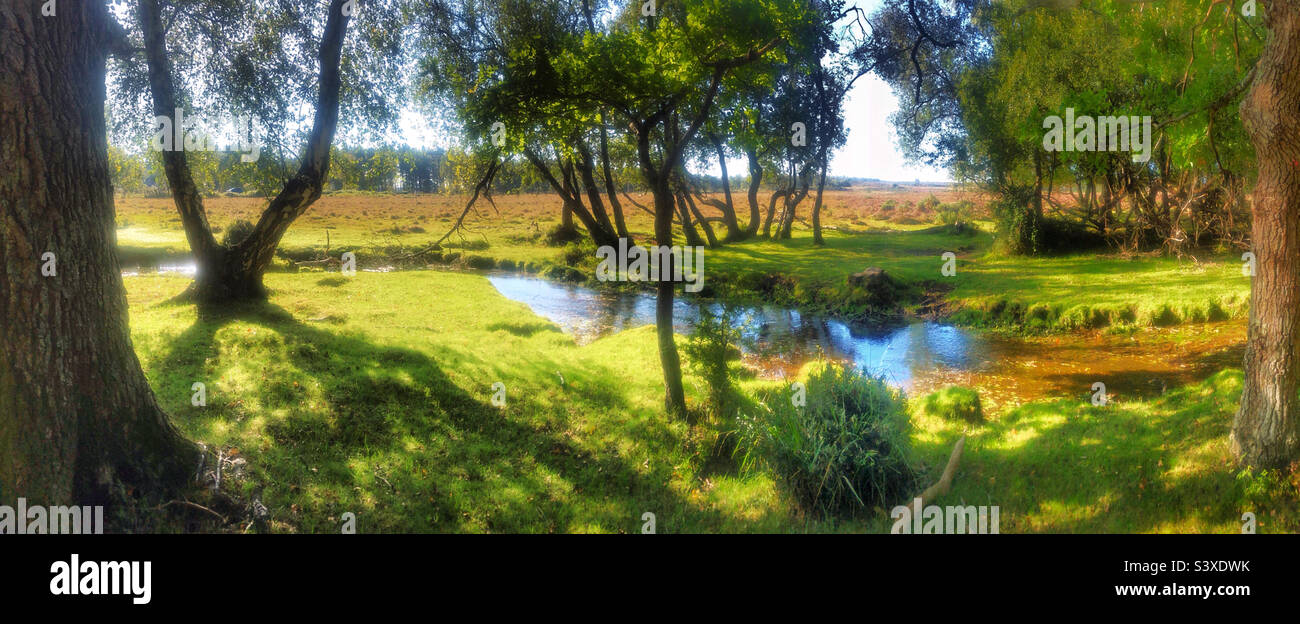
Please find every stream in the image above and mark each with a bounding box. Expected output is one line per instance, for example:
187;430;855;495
117;263;1245;410
487;273;1246;410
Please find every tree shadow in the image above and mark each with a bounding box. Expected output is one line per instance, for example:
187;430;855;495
153;300;734;533
910;372;1253;532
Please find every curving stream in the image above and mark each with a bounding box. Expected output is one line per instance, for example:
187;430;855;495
487;273;1246;411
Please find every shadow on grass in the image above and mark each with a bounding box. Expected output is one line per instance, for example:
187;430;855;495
155;300;730;533
911;371;1256;532
485;320;562;337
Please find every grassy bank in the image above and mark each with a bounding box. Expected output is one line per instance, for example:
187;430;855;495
124;270;1290;533
895;370;1299;533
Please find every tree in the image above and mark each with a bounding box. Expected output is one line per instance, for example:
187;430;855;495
1;0;196;510
1233;0;1300;469
879;0;1297;468
135;0;353;302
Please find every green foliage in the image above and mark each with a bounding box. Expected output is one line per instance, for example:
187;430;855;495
221;218;256;248
738;363;918;516
920;386;983;424
934;200;974;228
682;308;744;422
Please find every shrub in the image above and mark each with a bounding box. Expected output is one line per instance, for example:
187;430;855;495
920;386;983;424
682;308;744;422
560;241;597;268
545;222;583;246
221;218;256;247
738;362;918;516
464;254;496;270
934;200;974;229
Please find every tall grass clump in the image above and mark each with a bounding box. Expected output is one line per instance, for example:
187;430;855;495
738;362;918;516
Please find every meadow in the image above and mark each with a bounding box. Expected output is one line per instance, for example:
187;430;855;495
115;187;1297;533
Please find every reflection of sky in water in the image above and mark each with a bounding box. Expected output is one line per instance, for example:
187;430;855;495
488;274;982;390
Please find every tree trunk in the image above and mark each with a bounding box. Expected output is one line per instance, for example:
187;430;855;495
1233;1;1300;470
140;0;350;303
575;138;616;234
679;186;719;248
674;190;706;247
524;149;617;246
708;134;744;240
763;187;788;237
746;148;763;235
811;159;829;246
598;113;632;240
635;127;687;416
0;0;196;509
778;169;811;239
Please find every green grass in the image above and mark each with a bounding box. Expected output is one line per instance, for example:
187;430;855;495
889;370;1299;533
127;272;792;533
918;386;984;424
948;253;1250;331
122;270;1295;533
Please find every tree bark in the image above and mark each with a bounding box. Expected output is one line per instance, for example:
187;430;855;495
745;148;763;235
0;0;196;509
140;0;350;303
763;187;789;237
812;160;829;246
1234;1;1300;470
778;167;811;239
598;112;632;240
707;134;744;240
575;138;616;234
523;149;618;246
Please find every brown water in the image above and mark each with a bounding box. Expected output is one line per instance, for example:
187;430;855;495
488;274;1246;410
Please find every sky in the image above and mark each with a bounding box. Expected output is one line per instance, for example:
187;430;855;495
828;73;952;183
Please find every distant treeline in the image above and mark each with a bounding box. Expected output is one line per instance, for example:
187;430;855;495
108;143;863;197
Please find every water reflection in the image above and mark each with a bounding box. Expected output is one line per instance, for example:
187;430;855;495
487;274;985;390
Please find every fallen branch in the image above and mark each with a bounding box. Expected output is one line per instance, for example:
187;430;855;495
620;191;656;217
399;153;501;260
914;435;965;508
158;499;227;523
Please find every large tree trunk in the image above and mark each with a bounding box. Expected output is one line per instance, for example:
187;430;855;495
1233;2;1300;470
636;127;687;416
140;0;350;303
0;0;196;509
